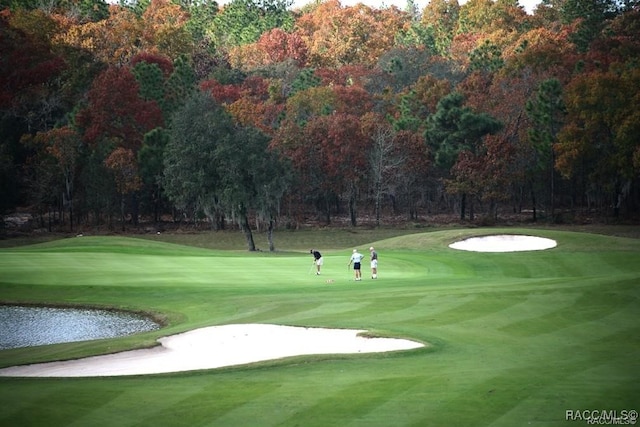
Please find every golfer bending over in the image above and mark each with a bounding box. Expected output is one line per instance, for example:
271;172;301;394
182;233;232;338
310;249;323;275
369;246;378;279
348;249;364;281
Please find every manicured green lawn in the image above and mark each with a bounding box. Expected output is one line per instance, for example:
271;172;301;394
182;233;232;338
0;228;638;426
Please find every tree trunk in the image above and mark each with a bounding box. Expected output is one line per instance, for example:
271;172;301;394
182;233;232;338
349;195;357;227
323;195;331;225
69;200;74;232
530;180;537;222
131;193;139;226
120;195;125;232
267;219;275;252
613;180;622;218
460;193;466;220
550;152;555;220
374;186;381;226
349;183;358;227
373;179;383;226
241;213;256;251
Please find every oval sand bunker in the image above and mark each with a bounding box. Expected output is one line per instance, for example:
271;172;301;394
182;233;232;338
0;324;424;377
449;235;557;252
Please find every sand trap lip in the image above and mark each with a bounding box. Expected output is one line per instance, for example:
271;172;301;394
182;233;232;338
0;324;424;377
449;234;557;252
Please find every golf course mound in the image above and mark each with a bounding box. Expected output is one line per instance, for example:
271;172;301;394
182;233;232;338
448;234;557;252
0;324;424;377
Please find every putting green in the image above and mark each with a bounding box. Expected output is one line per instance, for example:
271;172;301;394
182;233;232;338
0;228;638;426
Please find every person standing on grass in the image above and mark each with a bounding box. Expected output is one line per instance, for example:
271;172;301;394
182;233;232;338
310;249;323;275
369;246;378;279
348;249;364;281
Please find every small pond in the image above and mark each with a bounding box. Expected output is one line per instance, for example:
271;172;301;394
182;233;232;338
0;305;161;350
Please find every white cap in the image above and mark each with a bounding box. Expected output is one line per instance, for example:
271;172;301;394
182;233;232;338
353;249;357;253
369;247;374;250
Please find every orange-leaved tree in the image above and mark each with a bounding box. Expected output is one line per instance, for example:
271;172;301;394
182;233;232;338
228;27;308;71
556;67;640;217
296;0;409;67
140;0;192;60
104;146;142;230
55;5;143;66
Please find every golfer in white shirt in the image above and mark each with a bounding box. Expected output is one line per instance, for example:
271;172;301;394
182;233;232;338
348;249;364;281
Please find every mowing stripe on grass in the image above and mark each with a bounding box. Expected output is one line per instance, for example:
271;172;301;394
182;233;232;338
0;228;638;427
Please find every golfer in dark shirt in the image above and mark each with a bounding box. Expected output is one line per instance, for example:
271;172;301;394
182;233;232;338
310;249;323;275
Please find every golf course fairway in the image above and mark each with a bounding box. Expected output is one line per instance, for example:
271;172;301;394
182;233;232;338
0;227;638;426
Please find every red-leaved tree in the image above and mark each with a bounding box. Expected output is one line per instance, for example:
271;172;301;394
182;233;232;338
76;66;164;151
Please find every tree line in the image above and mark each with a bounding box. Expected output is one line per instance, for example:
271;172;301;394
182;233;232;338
1;0;639;249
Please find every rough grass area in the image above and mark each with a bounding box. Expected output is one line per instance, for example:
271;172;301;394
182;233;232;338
0;227;638;426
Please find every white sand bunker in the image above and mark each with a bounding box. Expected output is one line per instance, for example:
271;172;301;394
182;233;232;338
0;324;424;377
449;234;557;252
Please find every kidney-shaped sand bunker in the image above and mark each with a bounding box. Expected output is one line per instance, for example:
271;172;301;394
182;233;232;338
449;235;557;252
0;324;424;377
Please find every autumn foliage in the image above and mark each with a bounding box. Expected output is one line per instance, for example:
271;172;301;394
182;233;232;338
2;0;640;232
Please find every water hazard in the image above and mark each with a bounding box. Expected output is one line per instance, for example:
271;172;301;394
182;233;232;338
0;305;161;350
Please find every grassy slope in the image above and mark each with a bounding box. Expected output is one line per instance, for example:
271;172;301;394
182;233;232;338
0;228;638;426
